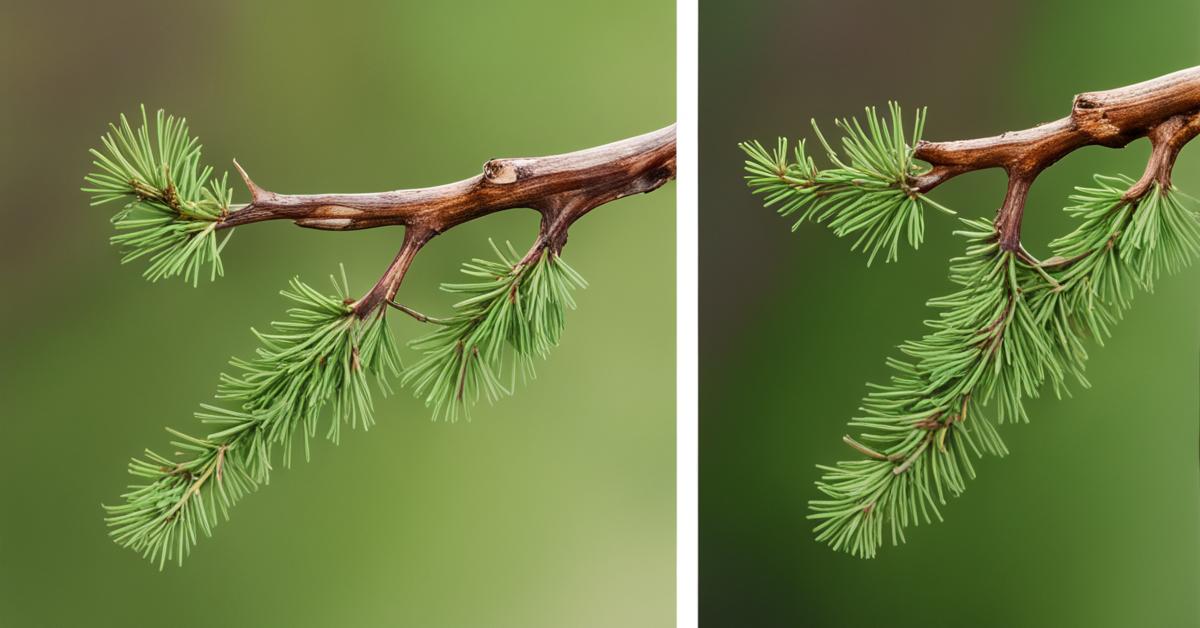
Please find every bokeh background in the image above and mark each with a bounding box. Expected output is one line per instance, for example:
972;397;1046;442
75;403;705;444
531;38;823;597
0;2;674;627
701;1;1198;626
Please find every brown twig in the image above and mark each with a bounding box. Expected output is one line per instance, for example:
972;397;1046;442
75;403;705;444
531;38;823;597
911;66;1200;250
1123;112;1200;200
350;226;433;317
218;125;676;318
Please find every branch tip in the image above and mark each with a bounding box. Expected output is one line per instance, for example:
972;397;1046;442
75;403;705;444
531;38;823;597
232;158;268;202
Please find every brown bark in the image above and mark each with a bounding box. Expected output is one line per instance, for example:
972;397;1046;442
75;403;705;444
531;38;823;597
219;125;675;235
910;66;1200;250
216;125;676;317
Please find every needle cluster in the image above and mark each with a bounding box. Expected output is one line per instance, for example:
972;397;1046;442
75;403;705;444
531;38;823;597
404;241;587;421
740;103;954;265
808;181;1199;558
83;106;233;285
104;272;400;567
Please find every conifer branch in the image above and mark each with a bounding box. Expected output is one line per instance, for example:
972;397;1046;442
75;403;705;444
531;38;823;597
742;65;1200;558
86;108;674;566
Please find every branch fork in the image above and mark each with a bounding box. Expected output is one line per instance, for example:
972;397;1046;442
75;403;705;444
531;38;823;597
910;66;1200;250
220;125;676;318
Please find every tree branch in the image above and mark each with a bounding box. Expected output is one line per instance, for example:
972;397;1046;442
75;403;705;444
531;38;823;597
911;66;1200;249
350;226;433;317
220;125;675;234
1123;111;1200;200
219;125;676;317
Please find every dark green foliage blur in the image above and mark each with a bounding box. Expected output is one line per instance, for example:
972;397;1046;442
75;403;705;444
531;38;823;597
702;0;1197;626
0;2;674;626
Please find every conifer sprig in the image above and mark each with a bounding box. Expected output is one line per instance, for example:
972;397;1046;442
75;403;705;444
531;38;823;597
745;69;1200;558
739;103;955;264
1030;176;1200;390
84;108;672;568
811;182;1200;558
104;271;400;567
810;224;1040;558
83;106;234;285
105;244;588;566
403;241;587;421
216;270;403;457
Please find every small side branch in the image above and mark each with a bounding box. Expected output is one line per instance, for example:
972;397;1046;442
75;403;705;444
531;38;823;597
1124;111;1200;200
910;164;971;194
351;227;433;318
996;174;1036;251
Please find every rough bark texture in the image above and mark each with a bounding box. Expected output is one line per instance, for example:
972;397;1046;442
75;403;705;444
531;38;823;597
220;125;675;234
910;66;1200;251
216;125;676;316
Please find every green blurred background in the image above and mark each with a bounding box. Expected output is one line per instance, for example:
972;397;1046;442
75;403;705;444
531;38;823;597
701;1;1197;626
0;2;673;626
